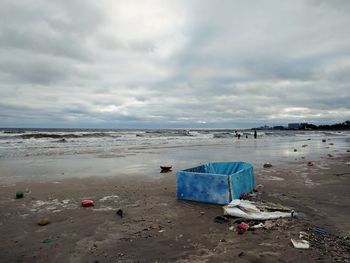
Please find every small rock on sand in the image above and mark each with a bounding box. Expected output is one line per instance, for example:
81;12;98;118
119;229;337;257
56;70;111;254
38;218;50;226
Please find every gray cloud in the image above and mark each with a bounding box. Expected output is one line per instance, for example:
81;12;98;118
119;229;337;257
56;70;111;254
0;0;349;128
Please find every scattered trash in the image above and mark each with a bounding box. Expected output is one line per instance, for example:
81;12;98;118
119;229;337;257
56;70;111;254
237;222;249;234
81;200;94;207
327;154;333;158
302;144;308;147
200;211;205;215
15;191;24;199
263;162;273;168
251;222;264;229
257;184;264;188
299;231;309;239
214;215;228;224
307;161;313;166
42;238;53;244
294;149;298;152
322;139;326;142
291;238;310;249
238;252;244;257
158;229;165;233
223;200;295;220
176;162;255;204
160;166;172;173
311;227;329;236
116;209;123;218
329;143;334;145
229;226;235;231
38;218;50;226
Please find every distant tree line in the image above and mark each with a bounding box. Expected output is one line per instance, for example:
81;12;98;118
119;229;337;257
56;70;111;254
300;120;350;130
252;120;350;130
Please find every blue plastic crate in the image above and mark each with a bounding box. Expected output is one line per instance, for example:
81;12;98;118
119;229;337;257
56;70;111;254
176;162;255;204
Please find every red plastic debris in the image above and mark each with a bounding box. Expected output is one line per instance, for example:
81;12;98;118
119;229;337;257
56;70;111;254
237;222;250;234
307;161;313;167
81;200;94;207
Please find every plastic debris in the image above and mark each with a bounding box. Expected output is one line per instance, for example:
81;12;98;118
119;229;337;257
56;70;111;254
160;166;172;173
81;200;94;207
299;231;309;239
307;161;313;166
223;200;294;220
42;238;53;244
302;144;308;147
116;209;123;218
38;218;50;226
322;139;326;142
251;222;264;229
263;163;272;168
16;192;24;199
237;222;249;234
294;149;298;152
291;238;310;249
311;227;329;236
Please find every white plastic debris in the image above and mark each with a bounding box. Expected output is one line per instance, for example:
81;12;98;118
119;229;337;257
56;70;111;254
251;223;265;229
223;200;294;220
291;239;310;249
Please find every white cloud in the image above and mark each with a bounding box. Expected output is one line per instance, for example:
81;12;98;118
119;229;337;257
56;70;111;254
0;0;349;128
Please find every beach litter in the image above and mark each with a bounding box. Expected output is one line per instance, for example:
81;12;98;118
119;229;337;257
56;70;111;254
322;139;326;142
263;162;273;168
81;200;94;207
302;144;308;147
291;238;310;249
251;222;264;229
38;218;50;226
307;161;313;166
223;199;295;220
237;222;250;234
116;209;123;218
294;149;298;152
15;191;24;199
311;227;329;236
160;166;172;173
176;162;255;204
42;238;53;244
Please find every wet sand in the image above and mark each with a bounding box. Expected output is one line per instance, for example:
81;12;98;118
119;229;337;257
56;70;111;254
0;154;349;262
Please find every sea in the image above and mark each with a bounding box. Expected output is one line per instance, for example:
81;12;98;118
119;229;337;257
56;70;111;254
0;128;349;182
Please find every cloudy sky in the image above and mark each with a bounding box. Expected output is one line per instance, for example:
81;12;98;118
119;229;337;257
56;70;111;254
0;0;349;128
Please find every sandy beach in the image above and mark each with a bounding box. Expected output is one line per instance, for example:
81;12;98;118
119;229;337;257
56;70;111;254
0;142;349;262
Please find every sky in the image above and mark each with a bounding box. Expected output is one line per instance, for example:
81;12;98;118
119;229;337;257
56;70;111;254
0;0;349;128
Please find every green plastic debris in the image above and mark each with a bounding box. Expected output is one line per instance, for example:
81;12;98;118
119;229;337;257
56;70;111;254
16;192;24;199
42;238;53;244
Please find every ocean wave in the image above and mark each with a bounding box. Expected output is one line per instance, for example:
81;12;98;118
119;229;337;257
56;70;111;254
144;130;193;137
19;132;118;139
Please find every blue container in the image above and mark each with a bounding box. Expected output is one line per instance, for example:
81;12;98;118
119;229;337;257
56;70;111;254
176;162;255;204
